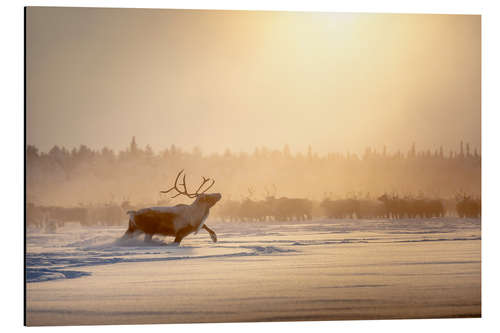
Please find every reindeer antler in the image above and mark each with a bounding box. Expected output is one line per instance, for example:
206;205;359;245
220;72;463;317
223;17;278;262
160;170;215;198
160;170;187;197
193;176;215;195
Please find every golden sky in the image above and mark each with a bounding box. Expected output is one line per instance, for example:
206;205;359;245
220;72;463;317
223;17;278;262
26;8;481;154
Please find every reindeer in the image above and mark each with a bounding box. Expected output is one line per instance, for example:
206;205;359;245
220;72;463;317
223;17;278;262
123;170;222;245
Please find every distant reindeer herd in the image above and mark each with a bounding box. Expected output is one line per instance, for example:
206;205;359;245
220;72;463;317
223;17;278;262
217;192;480;222
26;190;481;231
218;196;313;222
26;200;165;230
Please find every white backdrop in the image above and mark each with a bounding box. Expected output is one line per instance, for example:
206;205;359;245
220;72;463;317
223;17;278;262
2;0;499;332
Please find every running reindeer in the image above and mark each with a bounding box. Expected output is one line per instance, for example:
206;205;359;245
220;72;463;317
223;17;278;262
123;170;222;244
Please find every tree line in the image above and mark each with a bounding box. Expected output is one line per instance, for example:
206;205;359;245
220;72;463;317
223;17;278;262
26;137;480;207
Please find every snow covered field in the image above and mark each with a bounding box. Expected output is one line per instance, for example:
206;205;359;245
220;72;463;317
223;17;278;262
26;218;481;326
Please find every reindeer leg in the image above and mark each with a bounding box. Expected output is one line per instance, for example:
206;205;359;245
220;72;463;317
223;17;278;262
144;234;153;242
203;224;217;243
122;220;136;239
173;225;196;245
122;230;134;239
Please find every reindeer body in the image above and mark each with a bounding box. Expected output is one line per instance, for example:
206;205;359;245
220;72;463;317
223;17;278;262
123;171;221;245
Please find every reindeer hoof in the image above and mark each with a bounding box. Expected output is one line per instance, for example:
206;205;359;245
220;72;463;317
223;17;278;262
210;233;217;243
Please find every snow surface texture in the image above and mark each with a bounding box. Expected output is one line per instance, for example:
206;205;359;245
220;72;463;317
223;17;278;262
26;218;481;325
26;218;480;284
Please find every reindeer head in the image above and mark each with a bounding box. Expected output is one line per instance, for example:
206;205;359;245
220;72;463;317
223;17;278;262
160;170;221;208
193;193;222;208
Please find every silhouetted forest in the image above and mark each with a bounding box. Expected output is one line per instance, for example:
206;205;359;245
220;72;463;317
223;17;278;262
26;137;481;207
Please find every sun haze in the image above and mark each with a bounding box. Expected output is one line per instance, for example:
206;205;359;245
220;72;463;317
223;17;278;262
26;8;480;155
